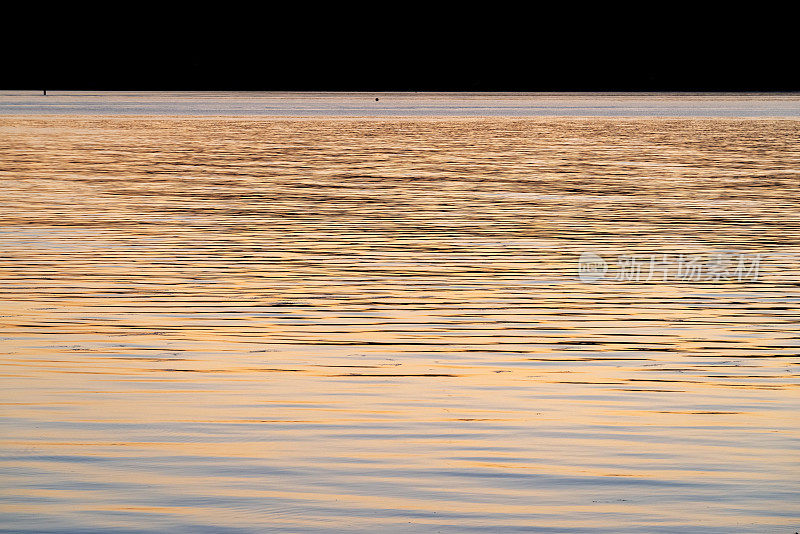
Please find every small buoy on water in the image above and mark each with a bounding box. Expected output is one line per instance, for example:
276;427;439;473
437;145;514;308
375;97;379;101
43;89;46;96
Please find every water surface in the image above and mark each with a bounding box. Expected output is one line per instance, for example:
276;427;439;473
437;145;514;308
0;109;799;532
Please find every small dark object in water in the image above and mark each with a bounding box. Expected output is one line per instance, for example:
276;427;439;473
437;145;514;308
43;89;46;96
375;97;379;101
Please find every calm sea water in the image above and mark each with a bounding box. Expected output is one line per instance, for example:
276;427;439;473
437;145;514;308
1;94;799;532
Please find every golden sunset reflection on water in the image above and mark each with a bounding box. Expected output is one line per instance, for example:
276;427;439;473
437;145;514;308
0;113;799;532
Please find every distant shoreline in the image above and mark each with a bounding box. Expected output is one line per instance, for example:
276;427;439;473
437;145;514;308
2;92;800;118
